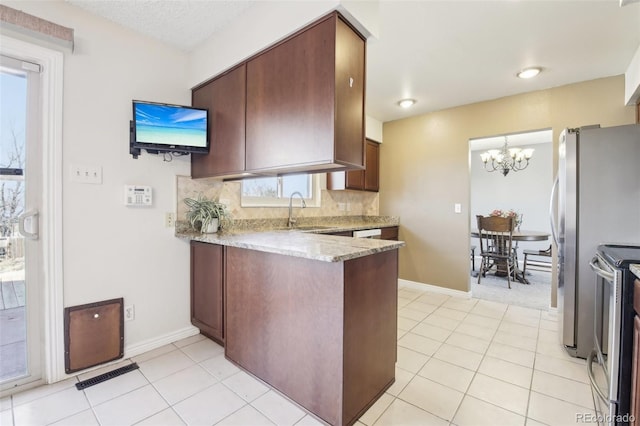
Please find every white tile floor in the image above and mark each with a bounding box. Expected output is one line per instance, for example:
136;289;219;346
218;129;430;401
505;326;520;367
0;283;596;426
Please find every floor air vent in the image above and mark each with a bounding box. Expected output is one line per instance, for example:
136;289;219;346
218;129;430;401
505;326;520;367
75;363;139;390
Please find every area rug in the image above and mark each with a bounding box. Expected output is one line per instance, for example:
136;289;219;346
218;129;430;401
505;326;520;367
470;268;552;311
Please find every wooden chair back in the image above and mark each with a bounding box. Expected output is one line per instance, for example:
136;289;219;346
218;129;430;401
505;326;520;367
476;215;515;257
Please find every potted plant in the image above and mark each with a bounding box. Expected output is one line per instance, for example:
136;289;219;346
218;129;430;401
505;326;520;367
184;195;231;233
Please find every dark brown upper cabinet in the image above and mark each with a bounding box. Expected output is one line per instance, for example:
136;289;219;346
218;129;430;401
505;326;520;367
327;139;379;192
246;12;365;174
190;12;366;179
191;64;247;179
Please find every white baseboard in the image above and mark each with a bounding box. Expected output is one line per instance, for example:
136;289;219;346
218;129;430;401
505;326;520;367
398;279;472;299
124;325;201;359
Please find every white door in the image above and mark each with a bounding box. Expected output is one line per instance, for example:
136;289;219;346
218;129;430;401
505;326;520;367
0;53;44;392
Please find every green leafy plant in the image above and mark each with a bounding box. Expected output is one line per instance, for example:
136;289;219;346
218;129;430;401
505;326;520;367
184;195;231;233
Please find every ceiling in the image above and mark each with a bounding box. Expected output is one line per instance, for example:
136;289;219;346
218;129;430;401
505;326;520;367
66;0;640;123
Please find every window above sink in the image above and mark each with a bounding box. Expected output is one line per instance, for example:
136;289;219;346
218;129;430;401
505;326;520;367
240;174;321;208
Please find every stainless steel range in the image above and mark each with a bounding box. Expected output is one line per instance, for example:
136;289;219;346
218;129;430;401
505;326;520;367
588;244;640;425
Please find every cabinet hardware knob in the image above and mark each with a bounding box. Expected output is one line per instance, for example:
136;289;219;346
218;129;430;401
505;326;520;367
94;313;100;319
349;77;354;88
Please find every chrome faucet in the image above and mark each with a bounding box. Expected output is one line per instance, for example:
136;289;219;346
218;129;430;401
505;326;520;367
288;191;306;228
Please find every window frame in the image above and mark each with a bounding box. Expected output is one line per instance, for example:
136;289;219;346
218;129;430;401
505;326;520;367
240;174;321;208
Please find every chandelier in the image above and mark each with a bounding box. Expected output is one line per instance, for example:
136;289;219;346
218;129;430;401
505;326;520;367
480;137;534;176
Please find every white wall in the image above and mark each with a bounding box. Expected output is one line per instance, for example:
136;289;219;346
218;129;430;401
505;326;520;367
366;115;383;142
6;0;381;379
470;141;553;258
188;1;340;88
5;0;196;367
625;44;640;105
187;0;379;88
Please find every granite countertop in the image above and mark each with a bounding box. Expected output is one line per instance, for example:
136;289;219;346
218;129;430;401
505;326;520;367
175;216;404;262
211;215;400;234
631;264;640;279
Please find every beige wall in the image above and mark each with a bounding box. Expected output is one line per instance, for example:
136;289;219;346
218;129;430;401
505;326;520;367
380;75;636;298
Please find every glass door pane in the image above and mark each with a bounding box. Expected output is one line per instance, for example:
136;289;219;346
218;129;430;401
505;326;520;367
1;57;29;384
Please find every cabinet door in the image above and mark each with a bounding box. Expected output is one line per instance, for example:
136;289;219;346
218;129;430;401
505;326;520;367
633;278;640;426
191;64;246;178
246;15;336;171
334;16;366;167
328;139;378;191
346;169;365;190
363;140;379;191
380;226;399;241
633;314;640;426
190;242;224;343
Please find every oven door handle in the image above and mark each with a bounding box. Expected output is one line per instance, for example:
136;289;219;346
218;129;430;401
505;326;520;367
589;256;614;281
587;349;610;404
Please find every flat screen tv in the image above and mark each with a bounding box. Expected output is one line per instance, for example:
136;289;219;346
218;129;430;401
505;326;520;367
132;100;209;154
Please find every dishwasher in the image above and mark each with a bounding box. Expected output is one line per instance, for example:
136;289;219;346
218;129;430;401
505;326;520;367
352;229;382;239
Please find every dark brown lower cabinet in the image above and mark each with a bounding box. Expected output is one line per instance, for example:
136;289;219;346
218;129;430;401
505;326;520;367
632;278;640;426
190;241;224;344
380;226;399;241
327;226;398;239
327;230;353;237
225;247;398;426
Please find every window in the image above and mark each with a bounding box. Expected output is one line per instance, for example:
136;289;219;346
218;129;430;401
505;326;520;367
241;174;321;207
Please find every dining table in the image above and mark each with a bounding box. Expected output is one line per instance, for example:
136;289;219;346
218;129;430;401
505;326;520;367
470;229;550;284
471;229;550;242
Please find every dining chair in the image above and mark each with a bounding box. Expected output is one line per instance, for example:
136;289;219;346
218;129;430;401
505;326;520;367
470;245;477;271
476;215;516;289
522;244;552;275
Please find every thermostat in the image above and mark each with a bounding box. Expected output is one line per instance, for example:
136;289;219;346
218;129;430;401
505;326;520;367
124;185;152;206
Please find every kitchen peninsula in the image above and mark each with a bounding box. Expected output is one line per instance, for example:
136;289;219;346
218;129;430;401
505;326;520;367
177;226;404;425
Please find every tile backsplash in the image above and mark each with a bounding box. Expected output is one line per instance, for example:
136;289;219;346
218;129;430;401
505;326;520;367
176;175;379;222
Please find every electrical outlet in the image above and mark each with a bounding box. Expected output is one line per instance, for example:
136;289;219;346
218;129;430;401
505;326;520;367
124;305;135;321
165;212;175;228
454;203;462;213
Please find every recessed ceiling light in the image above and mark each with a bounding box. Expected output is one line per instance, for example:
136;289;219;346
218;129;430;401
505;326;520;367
517;67;542;79
397;98;416;108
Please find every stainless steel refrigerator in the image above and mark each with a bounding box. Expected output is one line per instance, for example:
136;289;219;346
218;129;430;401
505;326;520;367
553;124;640;359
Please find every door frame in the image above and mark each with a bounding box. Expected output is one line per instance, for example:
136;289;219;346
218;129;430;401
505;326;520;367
1;35;65;391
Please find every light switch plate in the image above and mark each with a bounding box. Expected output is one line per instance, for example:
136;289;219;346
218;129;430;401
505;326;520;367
71;164;102;184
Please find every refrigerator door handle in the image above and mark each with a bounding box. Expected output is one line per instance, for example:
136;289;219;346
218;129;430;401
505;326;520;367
549;174;559;247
